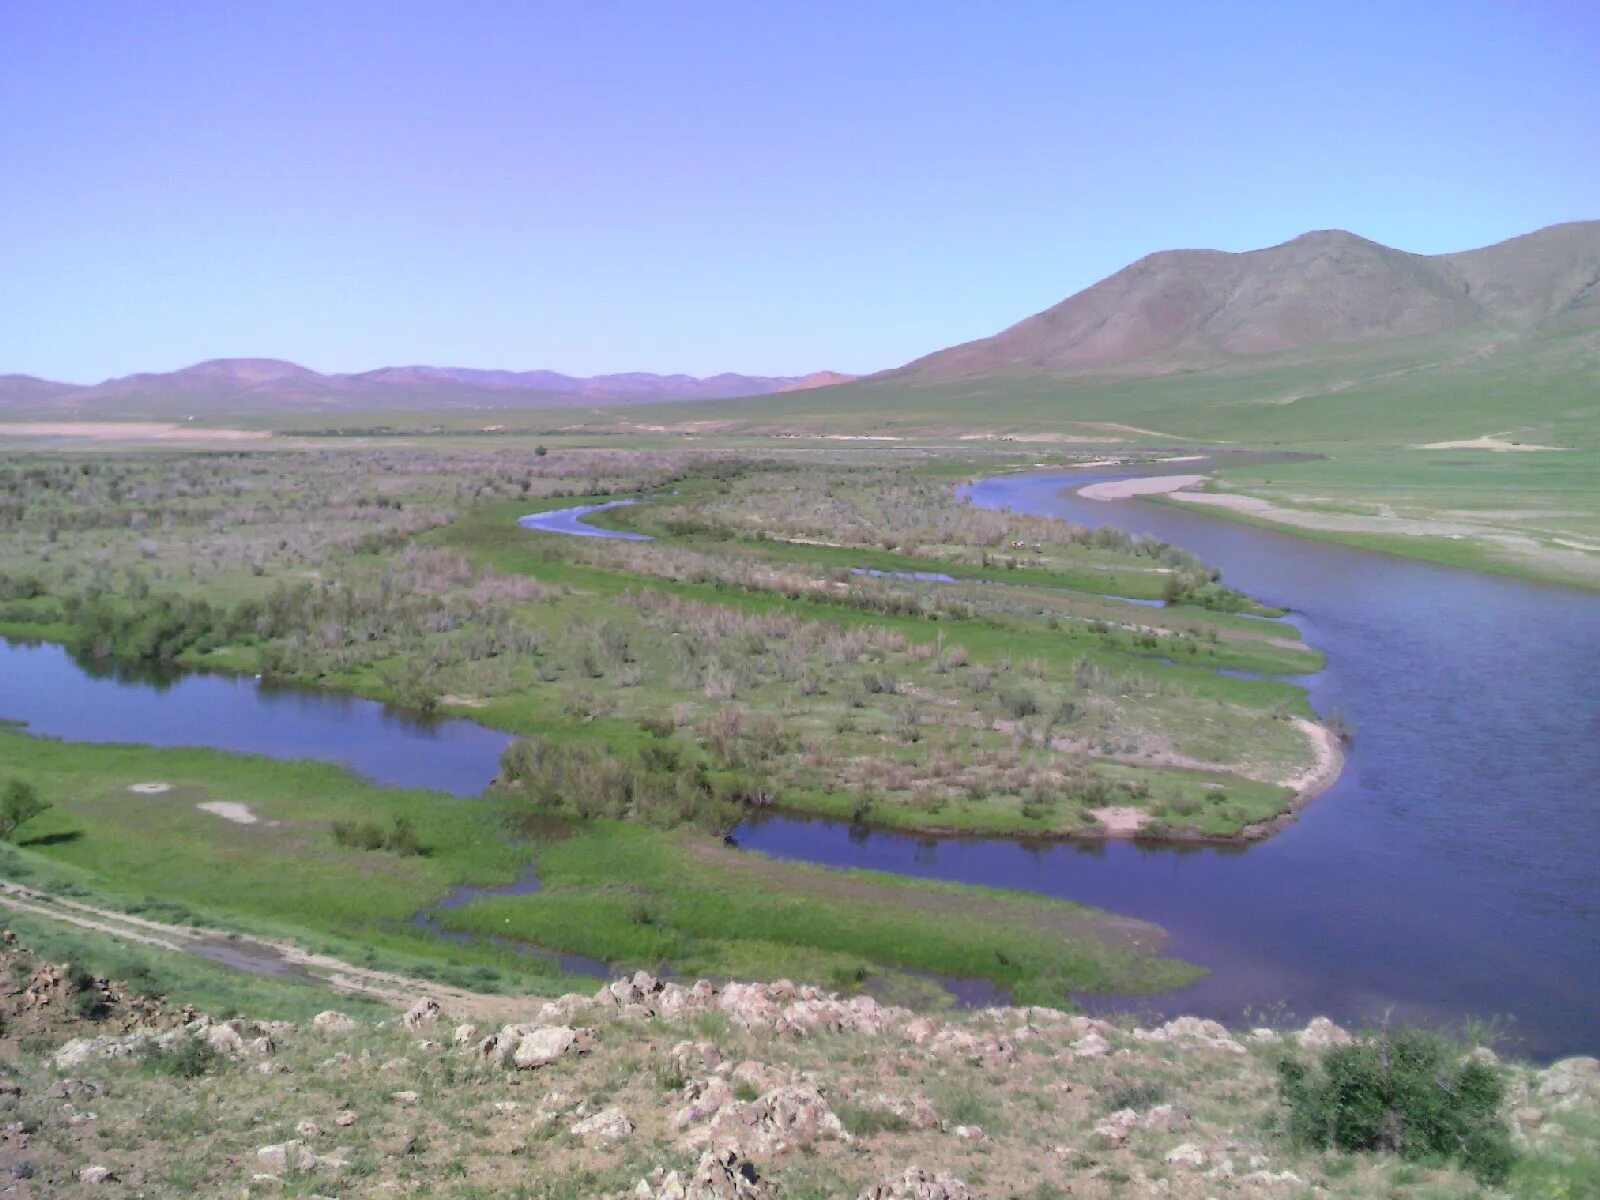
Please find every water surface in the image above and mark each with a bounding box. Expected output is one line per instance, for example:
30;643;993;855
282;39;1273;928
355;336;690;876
739;467;1600;1057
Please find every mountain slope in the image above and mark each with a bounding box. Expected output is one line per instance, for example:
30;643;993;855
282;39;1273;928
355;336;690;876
894;221;1600;381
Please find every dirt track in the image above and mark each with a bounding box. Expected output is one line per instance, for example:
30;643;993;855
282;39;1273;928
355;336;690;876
0;879;537;1021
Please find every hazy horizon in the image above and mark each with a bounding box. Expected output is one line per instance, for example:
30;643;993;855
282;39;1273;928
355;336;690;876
4;1;1596;384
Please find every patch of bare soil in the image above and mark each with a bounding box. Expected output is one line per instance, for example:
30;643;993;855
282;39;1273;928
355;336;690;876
0;422;271;442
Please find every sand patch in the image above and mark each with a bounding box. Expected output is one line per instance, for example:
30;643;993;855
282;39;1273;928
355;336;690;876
1416;433;1568;452
198;801;258;825
440;694;488;709
1088;806;1151;835
127;782;172;795
1169;490;1274;513
1078;474;1207;501
0;421;270;442
1281;718;1344;801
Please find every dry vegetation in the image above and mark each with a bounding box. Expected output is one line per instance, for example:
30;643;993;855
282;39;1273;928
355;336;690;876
0;448;1326;839
0;935;1593;1200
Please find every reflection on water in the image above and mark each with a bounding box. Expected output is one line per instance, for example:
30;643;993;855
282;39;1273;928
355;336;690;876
0;638;511;796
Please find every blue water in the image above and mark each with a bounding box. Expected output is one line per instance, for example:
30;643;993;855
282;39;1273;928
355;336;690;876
517;498;652;540
738;466;1600;1058
0;640;512;796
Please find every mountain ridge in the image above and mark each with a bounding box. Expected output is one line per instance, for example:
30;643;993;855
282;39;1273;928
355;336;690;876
0;359;859;415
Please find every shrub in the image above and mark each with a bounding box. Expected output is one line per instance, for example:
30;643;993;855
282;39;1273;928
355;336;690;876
1276;1027;1515;1184
331;816;423;855
0;780;50;841
139;1036;225;1079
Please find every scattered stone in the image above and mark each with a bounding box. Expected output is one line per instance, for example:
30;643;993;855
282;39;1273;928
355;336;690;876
78;1165;115;1185
334;1110;358;1127
295;1119;321;1138
682;1084;852;1156
635;1144;772;1199
857;1165;977;1200
390;1090;421;1106
452;1022;479;1046
1093;1108;1137;1148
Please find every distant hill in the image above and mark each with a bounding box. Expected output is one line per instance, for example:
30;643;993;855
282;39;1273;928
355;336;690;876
617;222;1599;448
893;221;1600;380
0;359;859;417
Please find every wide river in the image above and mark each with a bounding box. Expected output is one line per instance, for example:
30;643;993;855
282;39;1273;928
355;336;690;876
2;470;1595;1056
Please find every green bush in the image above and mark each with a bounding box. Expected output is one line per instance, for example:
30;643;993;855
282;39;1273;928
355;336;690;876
139;1036;225;1079
1276;1027;1515;1185
0;779;50;840
331;816;424;855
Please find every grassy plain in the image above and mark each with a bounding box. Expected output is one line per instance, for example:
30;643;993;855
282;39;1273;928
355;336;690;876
0;729;1195;1004
0;449;1324;840
0;440;1336;1006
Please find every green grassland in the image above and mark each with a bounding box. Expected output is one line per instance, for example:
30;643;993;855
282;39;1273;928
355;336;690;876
0;450;1326;840
0;729;1197;1005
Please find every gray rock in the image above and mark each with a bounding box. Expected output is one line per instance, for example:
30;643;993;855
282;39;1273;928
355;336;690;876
571;1105;634;1143
257;1141;317;1173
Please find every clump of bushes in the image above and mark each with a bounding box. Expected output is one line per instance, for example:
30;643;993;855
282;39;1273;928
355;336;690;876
331;815;423;855
496;734;744;830
1277;1027;1515;1184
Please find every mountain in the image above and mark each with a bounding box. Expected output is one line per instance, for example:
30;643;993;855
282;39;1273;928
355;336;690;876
0;360;856;416
893;221;1600;380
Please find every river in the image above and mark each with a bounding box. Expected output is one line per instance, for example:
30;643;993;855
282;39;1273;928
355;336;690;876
2;485;1595;1056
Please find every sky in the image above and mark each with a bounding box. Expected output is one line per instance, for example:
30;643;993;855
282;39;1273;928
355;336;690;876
3;1;1597;384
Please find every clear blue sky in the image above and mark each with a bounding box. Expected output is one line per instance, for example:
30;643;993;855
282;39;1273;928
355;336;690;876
3;1;1596;383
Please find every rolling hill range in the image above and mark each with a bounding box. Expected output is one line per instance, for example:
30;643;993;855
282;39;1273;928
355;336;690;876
619;221;1600;449
0;360;856;417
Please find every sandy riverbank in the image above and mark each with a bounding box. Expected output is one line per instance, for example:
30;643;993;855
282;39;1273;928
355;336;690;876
1078;473;1208;500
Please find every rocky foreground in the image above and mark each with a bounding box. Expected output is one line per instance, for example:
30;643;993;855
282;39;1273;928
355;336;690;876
1;945;1596;1198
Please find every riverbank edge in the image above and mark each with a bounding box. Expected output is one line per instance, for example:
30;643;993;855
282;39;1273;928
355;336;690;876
1125;475;1600;593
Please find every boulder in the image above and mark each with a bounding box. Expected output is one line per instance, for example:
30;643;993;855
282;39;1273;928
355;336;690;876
257;1141;317;1173
402;996;442;1029
511;1024;592;1070
311;1011;359;1035
1537;1057;1600;1109
1295;1017;1352;1049
1164;1142;1207;1167
571;1105;635;1143
452;1022;479;1046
